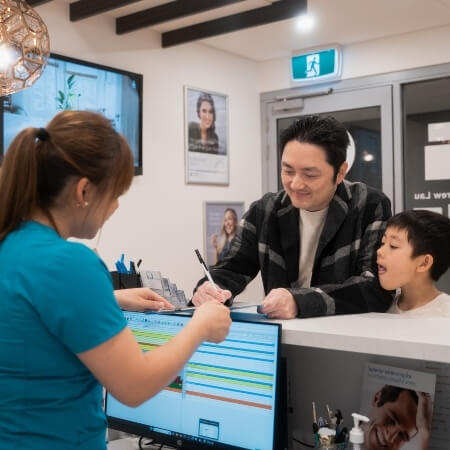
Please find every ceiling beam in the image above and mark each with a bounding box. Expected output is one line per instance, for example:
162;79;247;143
70;0;142;22
27;0;54;6
116;0;246;35
162;0;307;48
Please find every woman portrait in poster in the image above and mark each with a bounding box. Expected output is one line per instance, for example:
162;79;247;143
211;208;238;264
188;93;219;154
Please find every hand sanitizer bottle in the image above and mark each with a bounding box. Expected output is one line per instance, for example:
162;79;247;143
349;413;369;449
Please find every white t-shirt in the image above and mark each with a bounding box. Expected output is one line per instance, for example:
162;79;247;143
297;208;328;288
388;291;450;317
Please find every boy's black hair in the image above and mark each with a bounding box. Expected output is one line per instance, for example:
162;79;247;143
387;210;450;281
279;115;349;180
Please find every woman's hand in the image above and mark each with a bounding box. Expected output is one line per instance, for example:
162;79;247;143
115;288;174;312
191;301;231;343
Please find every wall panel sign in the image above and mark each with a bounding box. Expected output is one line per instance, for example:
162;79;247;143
409;121;450;217
291;46;342;85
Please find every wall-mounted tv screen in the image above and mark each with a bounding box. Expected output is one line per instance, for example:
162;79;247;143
106;312;282;450
1;53;143;175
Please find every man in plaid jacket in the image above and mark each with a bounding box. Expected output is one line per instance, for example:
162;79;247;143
192;116;393;319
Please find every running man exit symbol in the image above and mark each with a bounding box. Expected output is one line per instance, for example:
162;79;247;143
291;47;341;84
306;54;319;77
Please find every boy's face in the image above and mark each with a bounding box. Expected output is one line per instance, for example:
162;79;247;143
376;227;423;290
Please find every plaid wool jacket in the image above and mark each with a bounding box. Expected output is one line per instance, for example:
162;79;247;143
203;180;393;318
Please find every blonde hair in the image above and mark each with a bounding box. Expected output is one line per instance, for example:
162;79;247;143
215;208;238;257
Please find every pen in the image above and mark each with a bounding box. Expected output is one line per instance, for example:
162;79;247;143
194;249;218;292
312;401;318;433
326;404;333;423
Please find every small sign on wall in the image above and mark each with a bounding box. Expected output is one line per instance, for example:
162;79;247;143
425;144;450;181
428;122;450;142
291;46;342;85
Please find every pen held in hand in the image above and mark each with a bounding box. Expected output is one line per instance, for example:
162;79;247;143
194;249;219;293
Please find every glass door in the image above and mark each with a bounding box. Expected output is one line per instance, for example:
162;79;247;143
263;85;394;205
402;76;450;292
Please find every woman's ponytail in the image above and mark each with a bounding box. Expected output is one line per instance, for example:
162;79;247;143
0;128;41;241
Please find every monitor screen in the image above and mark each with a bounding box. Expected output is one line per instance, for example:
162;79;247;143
106;312;281;450
1;53;143;175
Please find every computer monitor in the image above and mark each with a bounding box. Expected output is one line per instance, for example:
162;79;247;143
105;312;282;450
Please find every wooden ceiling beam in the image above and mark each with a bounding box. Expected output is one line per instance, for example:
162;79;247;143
162;0;306;47
27;0;54;6
70;0;142;22
117;0;245;35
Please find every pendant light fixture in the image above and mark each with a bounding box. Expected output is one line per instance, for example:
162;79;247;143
0;0;50;96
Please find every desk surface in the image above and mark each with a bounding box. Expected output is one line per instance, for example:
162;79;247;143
235;306;450;363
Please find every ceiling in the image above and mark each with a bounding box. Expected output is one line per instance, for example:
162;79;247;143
30;0;450;62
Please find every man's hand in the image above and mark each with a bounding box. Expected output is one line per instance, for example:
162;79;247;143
260;288;298;319
191;281;232;306
115;288;175;312
416;391;432;450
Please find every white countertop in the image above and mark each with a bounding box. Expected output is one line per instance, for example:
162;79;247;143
233;307;450;363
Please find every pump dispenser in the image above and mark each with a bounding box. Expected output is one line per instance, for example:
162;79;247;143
349;413;369;449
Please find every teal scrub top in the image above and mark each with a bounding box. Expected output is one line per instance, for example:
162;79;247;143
0;221;127;450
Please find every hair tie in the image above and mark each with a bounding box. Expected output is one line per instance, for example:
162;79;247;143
36;128;49;141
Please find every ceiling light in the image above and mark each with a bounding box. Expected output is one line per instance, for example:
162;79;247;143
296;14;315;32
0;0;50;96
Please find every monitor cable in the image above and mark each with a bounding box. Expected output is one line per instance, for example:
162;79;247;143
138;436;154;449
138;437;167;450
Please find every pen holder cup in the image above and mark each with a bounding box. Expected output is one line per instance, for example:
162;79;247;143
335;443;347;450
110;271;142;290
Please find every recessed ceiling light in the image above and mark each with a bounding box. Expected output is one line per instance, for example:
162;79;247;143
296;14;315;32
362;151;375;162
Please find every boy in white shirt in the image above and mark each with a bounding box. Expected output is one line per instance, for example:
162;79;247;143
377;210;450;317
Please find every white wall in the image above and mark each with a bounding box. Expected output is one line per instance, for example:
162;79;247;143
257;23;450;93
36;2;264;300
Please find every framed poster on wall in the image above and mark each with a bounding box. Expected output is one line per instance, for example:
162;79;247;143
204;201;245;267
184;86;229;185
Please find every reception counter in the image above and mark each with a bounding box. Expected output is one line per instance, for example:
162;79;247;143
276;312;450;363
108;309;450;449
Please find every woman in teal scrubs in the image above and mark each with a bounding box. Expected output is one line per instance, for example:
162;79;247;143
0;110;231;450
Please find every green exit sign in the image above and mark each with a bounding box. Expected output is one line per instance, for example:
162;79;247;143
291;47;342;84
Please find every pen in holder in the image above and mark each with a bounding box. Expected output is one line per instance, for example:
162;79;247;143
110;271;142;290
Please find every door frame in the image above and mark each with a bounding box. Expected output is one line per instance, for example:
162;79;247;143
263;86;393;201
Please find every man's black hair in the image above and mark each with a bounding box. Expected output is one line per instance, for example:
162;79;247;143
386;210;450;281
279;115;349;180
